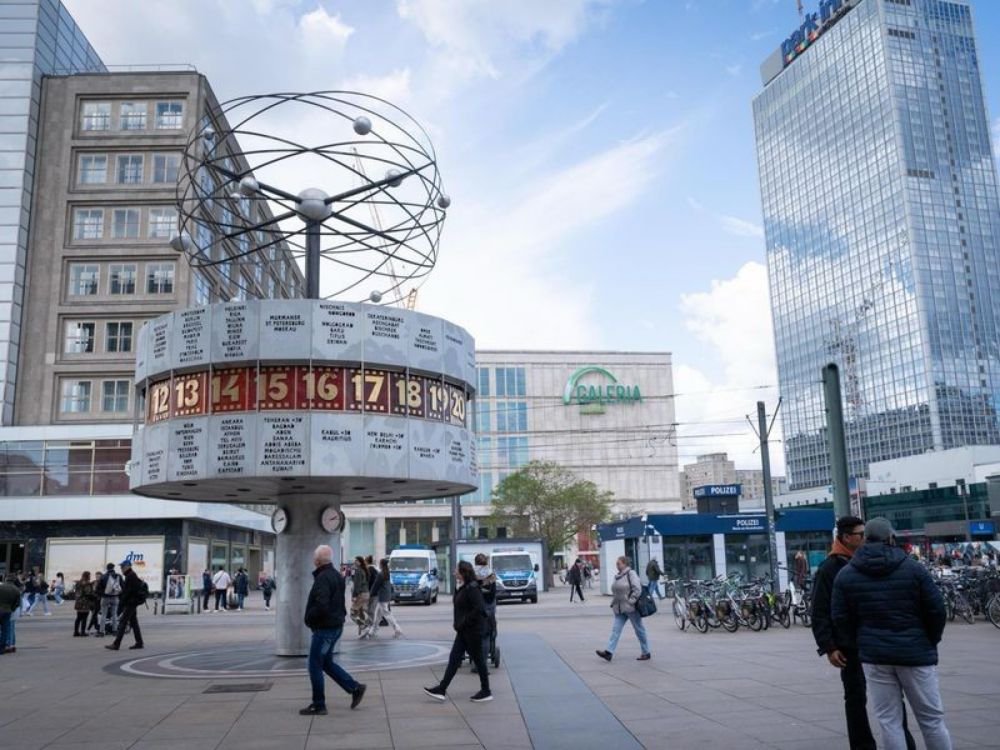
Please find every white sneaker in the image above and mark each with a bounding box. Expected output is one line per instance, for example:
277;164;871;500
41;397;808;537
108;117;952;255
44;612;51;616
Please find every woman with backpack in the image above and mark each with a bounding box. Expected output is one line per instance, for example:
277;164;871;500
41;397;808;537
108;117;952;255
596;556;650;662
73;572;97;636
363;559;402;639
260;573;276;611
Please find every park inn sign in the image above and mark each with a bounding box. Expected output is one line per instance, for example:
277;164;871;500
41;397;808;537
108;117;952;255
562;366;641;414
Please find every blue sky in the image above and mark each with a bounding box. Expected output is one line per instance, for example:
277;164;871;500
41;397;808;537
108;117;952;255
64;0;1000;471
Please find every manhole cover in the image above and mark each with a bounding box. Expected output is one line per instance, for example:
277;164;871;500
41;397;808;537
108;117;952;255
108;639;452;679
204;682;272;694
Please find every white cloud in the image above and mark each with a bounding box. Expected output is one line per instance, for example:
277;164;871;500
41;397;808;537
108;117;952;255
298;8;355;53
674;262;784;473
396;0;613;96
720;215;764;238
418;130;676;348
340;69;413;106
725;63;743;76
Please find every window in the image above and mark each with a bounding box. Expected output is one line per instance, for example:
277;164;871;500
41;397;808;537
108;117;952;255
194;274;211;306
146;263;174;294
78;155;107;184
108;264;136;295
101;381;129;413
111;208;140;239
105;322;133;353
63;322;95;353
72;208;103;240
67;264;99;296
80;102;110;131
152;153;181;184
60;381;91;413
116;154;143;184
495;367;526;397
148;207;177;239
118;101;146;130
155;101;184;129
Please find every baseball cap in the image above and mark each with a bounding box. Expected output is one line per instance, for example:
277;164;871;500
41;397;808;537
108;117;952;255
120;559;132;568
864;517;895;543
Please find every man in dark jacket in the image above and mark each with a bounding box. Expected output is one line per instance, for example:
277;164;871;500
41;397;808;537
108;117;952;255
832;518;951;750
645;557;664;599
300;545;366;716
567;559;585;602
105;560;144;651
812;515;917;750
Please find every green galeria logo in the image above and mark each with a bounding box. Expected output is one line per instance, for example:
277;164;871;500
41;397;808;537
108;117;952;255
562;366;641;414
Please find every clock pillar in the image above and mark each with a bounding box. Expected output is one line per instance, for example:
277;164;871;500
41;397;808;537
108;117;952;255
274;494;342;656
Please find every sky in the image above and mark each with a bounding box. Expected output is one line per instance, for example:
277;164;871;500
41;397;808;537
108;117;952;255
62;0;1000;475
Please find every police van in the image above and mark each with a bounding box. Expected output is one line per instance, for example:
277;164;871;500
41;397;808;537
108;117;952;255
388;546;439;605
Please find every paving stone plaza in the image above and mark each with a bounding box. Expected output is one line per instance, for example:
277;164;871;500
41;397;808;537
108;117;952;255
3;586;999;750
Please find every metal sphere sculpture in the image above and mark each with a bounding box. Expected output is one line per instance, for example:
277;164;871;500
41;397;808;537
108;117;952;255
174;91;449;303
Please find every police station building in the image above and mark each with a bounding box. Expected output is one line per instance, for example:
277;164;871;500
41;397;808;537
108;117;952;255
596;507;835;591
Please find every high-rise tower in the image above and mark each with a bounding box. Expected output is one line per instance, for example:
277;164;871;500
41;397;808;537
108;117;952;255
754;0;1000;490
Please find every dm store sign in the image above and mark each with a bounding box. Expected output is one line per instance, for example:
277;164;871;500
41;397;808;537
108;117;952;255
562;366;641;415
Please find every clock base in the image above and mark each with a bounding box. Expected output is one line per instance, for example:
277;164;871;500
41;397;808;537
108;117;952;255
274;493;342;656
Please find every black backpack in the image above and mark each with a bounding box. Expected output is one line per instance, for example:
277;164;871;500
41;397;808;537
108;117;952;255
135;580;149;605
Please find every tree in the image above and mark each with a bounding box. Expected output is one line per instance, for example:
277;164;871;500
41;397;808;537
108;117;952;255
488;461;613;587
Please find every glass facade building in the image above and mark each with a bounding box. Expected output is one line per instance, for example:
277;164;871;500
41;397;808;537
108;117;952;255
0;0;104;424
753;0;1000;490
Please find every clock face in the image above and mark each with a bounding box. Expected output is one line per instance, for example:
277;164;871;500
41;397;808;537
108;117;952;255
320;506;343;534
271;507;289;534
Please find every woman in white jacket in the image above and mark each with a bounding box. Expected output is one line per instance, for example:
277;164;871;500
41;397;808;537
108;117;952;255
595;556;650;662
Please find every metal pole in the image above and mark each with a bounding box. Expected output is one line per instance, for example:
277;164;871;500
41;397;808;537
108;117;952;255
450;494;462;593
958;480;971;542
757;401;781;593
823;363;851;519
305;221;320;299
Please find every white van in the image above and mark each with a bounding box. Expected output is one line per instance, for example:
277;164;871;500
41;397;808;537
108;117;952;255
491;549;538;604
388;546;439;605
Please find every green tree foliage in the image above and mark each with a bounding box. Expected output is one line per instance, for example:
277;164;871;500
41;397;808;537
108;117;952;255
489;461;613;582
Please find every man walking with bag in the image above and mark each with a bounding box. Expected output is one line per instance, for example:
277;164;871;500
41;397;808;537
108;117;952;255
105;559;145;651
832;517;951;750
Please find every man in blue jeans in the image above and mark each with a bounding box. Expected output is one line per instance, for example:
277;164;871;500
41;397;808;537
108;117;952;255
299;544;366;716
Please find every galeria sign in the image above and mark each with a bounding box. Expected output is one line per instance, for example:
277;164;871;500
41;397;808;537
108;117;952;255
562;366;641;410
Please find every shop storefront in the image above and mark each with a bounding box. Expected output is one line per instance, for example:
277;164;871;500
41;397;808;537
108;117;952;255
597;509;835;590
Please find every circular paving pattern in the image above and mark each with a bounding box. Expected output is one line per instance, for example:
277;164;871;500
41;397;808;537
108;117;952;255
108;639;452;679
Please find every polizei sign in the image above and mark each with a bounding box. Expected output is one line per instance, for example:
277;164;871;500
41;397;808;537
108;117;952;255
562;366;641;414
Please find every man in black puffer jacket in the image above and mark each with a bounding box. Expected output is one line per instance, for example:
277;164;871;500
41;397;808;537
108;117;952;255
299;545;366;716
812;516;915;750
832;518;951;750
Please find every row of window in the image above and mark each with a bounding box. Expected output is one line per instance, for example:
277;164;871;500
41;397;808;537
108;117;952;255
68;261;174;297
72;206;177;241
80;100;184;132
475;366;527;398
0;439;131;497
60;379;131;415
78;152;180;186
63;321;136;355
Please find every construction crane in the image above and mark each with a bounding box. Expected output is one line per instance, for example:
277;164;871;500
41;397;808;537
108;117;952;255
351;148;417;309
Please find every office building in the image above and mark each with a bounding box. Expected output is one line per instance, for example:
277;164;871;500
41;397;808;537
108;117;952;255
342;351;680;561
679;452;785;509
754;0;1000;491
0;1;304;581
